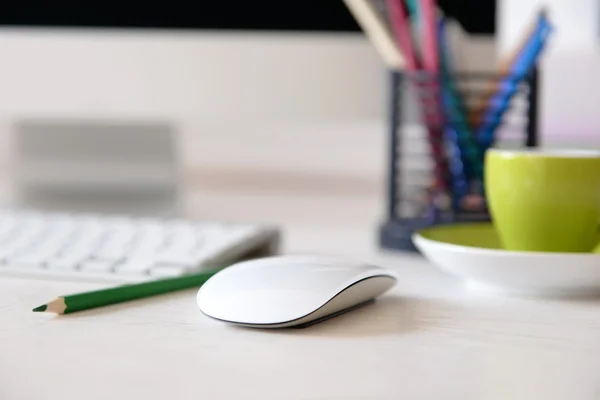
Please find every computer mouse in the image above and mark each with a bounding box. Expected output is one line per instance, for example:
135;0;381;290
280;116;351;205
196;255;397;328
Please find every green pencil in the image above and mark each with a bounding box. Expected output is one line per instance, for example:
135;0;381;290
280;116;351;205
32;269;219;315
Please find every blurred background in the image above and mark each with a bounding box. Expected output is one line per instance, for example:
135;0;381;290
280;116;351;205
0;1;596;227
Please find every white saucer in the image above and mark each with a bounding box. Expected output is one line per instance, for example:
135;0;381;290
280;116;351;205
412;223;600;297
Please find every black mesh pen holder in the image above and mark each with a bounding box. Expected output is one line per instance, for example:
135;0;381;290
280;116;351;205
379;67;540;252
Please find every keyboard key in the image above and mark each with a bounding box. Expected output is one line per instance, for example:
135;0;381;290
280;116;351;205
1;243;33;259
93;245;126;262
47;258;80;270
0;221;17;240
189;247;221;263
60;246;93;259
51;249;91;268
134;233;164;251
47;229;75;244
149;265;190;278
127;246;158;260
81;260;115;273
155;250;199;268
0;247;21;263
73;232;104;246
115;258;154;276
105;229;135;246
164;238;197;253
8;233;37;249
37;243;66;257
137;221;165;238
6;253;47;267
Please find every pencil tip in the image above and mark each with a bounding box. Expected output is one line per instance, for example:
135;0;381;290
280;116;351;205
33;304;47;312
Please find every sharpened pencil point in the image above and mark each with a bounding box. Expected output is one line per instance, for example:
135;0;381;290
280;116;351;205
33;305;47;312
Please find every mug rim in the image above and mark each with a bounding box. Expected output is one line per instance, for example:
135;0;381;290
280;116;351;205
487;148;600;158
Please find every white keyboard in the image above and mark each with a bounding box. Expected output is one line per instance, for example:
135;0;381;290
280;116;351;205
0;210;280;282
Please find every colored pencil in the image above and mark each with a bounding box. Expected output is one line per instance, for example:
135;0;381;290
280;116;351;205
386;0;420;69
404;0;419;22
437;17;476;204
413;0;443;133
342;0;405;69
469;12;539;127
33;269;219;315
438;18;481;176
418;0;439;73
387;0;449;196
404;0;421;60
477;11;552;151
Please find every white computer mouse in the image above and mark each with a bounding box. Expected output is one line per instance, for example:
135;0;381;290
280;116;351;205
196;255;397;328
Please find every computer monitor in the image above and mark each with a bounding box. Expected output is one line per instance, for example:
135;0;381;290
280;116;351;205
0;3;389;214
0;3;386;120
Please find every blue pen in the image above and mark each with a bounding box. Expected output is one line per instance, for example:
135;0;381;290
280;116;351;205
477;12;552;151
438;17;481;207
443;124;469;208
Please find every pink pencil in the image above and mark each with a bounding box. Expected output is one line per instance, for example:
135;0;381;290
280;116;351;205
385;0;420;70
418;0;439;72
417;0;442;128
386;0;448;194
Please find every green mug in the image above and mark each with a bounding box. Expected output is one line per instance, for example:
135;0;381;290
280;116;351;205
484;148;600;253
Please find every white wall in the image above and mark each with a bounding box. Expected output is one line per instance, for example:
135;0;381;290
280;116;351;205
497;0;600;141
498;0;599;54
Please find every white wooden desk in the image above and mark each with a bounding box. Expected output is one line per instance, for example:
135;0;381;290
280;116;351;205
2;189;600;400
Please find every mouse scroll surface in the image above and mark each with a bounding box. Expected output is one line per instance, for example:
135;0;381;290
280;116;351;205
197;256;397;327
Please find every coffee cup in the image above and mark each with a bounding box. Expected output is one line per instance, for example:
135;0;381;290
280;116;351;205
484;148;600;253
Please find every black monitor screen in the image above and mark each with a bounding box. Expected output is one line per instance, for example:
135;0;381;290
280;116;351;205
0;1;495;34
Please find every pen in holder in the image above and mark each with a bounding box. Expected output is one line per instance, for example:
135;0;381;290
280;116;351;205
379;67;540;252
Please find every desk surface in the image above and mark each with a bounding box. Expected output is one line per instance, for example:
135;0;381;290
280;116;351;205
3;190;600;400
